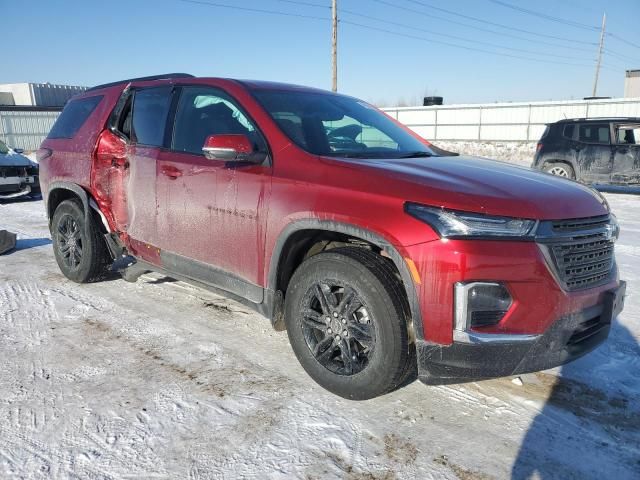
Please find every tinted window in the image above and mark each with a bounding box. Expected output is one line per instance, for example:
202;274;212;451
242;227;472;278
578;123;610;144
131;87;172;146
47;95;103;139
562;124;575;139
253;90;442;158
172;86;264;155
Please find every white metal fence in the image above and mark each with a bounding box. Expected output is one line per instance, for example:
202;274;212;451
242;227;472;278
0;108;60;151
383;97;640;143
4;97;640;151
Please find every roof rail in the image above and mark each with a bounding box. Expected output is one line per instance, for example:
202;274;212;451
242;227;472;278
86;73;195;92
557;116;640;122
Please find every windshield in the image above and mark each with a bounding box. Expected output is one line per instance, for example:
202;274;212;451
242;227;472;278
0;140;8;155
253;90;440;159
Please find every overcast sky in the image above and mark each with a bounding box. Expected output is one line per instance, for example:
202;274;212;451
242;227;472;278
3;0;639;105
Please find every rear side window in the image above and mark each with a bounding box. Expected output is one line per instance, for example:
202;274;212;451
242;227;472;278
47;95;103;139
615;124;640;145
578;123;610;144
562;124;575;140
131;87;172;147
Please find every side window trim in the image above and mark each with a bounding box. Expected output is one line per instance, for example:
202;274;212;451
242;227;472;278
108;87;134;142
164;85;182;149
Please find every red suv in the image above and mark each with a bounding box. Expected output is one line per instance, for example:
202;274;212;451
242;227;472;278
38;74;626;400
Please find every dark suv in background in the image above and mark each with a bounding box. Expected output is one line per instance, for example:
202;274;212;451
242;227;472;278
533;118;640;185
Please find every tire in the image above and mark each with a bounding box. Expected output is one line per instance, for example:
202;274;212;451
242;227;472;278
51;199;110;283
284;246;415;400
543;162;575;179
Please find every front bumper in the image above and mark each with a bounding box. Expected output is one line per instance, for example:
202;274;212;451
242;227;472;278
417;281;626;384
0;175;40;199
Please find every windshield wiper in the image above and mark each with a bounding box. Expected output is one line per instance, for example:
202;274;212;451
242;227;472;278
397;151;433;158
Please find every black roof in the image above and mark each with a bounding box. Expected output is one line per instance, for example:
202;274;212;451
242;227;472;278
554;117;640;124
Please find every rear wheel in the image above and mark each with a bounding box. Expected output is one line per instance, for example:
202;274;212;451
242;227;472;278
544;162;575;179
51;199;110;283
284;247;414;400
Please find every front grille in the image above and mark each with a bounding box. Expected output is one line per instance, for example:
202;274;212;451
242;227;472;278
0;166;38;178
552;214;610;232
540;214;615;291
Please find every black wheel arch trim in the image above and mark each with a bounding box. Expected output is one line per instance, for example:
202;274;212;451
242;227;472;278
46;182;111;236
47;182;92;230
267;219;425;342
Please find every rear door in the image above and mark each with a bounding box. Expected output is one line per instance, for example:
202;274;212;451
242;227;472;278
95;85;173;258
575;122;614;183
612;123;640;184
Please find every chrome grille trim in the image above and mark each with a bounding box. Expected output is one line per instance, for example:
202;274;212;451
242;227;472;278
536;214;616;291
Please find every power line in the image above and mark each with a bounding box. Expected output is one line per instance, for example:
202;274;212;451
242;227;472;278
487;0;600;31
488;0;640;51
387;0;597;46
270;0;329;9
341;19;618;71
178;0;328;21
609;33;640;51
604;49;640;65
178;0;620;72
339;7;599;62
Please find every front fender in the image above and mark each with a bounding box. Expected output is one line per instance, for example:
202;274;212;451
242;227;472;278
267;219;425;342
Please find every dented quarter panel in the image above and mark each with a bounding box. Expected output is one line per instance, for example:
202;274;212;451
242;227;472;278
612;144;640;184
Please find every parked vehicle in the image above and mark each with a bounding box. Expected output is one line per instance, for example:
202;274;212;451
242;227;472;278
38;74;626;399
533;118;640;185
0;139;40;199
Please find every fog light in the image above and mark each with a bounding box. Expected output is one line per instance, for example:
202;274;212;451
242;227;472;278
454;282;512;331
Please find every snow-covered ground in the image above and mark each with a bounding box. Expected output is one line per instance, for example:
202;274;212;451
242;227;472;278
435;141;536;167
0;194;639;479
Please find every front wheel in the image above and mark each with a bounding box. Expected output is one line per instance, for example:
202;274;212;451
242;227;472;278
284;247;414;400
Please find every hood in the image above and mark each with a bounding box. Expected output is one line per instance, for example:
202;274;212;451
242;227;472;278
344;155;608;220
0;150;36;167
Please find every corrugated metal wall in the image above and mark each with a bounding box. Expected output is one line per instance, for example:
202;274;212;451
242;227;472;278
383;97;640;142
0;108;60;151
30;83;87;107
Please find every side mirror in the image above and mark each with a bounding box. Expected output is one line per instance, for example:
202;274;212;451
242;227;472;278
202;134;255;162
13;148;24;154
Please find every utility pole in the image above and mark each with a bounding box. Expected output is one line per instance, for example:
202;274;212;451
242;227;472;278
332;0;338;92
592;12;606;97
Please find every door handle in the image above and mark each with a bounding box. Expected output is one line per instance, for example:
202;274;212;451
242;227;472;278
161;165;183;179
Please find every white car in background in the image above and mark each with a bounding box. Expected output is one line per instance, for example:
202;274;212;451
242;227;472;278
0;140;40;199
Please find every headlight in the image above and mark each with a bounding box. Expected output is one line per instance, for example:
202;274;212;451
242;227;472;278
608;213;620;241
405;203;536;239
